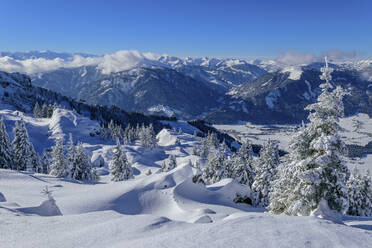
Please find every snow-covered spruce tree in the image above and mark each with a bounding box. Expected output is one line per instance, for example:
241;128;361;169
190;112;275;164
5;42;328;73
12;121;33;171
201;152;226;184
361;170;372;216
146;124;157;149
168;155;177;171
199;137;209;159
71;143;95;181
49;138;68;178
41;150;51;174
230;140;255;186
66;133;76;177
0;117;13;169
47;104;54;118
28;142;42;173
123;124;136;144
269;58;350;216
207;132;219;150
33;102;41;118
252;140;280;207
175;137;181;146
347;167;364;216
162;154;177;172
348;169;372;216
192;144;199;155
110;139;133;181
41;104;49;118
139;124;157;149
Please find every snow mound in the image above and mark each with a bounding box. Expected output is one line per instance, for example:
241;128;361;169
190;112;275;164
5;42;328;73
18;198;63;217
49;108;100;141
310;199;343;224
192;215;213;223
0;192;6;202
156;129;178;146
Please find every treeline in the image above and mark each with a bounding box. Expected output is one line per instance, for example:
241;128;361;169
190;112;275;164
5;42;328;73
0;117;97;181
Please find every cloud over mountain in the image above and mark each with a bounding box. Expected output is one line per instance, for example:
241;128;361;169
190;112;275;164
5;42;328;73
0;50;160;75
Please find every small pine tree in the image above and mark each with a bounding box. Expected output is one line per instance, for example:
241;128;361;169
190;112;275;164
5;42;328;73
175;137;181;146
66;133;76;177
347;167;364;216
47;104;54;117
28;142;42;173
41;150;51;174
201;153;226;184
361;170;372;216
33;102;41;118
192;144;199;155
41;104;49;118
168;155;177;171
71;143;95;181
110;139;133;181
12;121;32;171
199;137;209;159
230;140;254;186
49;138;68;178
161;161;167;172
147;124;157;149
161;155;177;172
252;140;280;207
0;117;13;169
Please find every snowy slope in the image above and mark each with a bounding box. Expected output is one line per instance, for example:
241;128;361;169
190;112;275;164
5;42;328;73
1;107;372;247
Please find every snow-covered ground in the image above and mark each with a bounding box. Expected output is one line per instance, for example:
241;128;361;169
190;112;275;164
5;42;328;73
1;109;372;247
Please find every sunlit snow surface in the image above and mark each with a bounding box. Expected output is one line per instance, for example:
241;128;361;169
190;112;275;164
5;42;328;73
1;109;372;247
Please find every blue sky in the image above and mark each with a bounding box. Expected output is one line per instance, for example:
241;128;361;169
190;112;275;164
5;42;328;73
1;0;371;58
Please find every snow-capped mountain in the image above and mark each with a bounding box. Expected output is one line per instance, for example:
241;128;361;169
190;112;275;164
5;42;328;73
0;50;95;60
0;70;164;130
2;51;372;124
204;65;372;124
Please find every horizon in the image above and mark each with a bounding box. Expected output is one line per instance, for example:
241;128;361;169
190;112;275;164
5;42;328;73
1;0;371;59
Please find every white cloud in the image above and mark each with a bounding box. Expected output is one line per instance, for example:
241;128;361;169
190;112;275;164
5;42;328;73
276;50;317;65
321;49;357;61
276;49;359;65
0;50;160;75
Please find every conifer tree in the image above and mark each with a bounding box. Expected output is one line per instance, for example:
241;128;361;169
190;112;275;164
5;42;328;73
72;143;95;181
110;139;133;181
47;104;54;117
161;155;177;172
0;117;13;169
28;142;42;173
41;104;49;118
361;170;372;216
168;154;177;171
269;58;350;216
230;140;254;186
33;102;41;118
66;133;76;177
201;152;226;184
192;144;199;156
252;140;279;207
41;150;50;174
12;121;32;171
199;137;209;159
347;167;364;216
49;138;68;178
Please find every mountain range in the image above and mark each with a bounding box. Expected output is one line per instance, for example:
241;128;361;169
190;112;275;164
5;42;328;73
1;51;372;124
